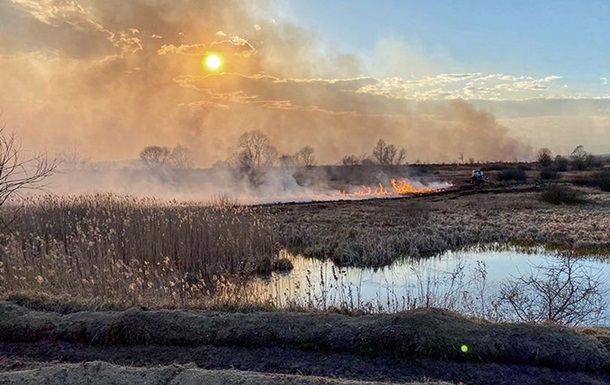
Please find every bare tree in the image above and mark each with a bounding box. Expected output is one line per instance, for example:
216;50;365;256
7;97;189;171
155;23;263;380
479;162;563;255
139;145;192;169
140;146;172;168
372;139;387;164
231;131;278;170
293;145;316;167
498;255;605;326
230;131;278;186
570;145;596;170
536;147;554;168
169;144;193;169
341;155;361;165
57;144;90;169
0;124;56;211
372;139;407;165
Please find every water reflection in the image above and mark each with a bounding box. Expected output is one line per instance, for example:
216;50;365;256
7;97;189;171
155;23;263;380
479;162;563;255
249;248;610;323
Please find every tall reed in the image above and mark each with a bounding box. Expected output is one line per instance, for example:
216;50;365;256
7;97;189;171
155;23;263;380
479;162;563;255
0;194;278;307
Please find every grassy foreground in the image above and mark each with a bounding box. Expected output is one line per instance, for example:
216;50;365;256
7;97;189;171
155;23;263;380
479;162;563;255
1;302;609;372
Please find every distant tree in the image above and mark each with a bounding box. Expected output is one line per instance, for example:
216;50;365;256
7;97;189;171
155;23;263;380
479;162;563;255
230;130;278;186
140;144;192;169
341;155;361;165
169;144;193;169
570;145;596;170
231;131;277;170
361;157;376;166
372;139;387;164
372;139;407;165
536;147;554;168
278;154;295;168
553;155;568;172
57;144;90;169
140;146;172;167
293;146;316;167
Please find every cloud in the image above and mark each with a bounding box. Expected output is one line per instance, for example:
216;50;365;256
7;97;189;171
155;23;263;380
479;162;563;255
357;72;564;100
0;0;533;167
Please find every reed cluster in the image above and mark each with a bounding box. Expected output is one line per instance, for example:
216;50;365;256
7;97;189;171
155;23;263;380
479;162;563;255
0;194;278;308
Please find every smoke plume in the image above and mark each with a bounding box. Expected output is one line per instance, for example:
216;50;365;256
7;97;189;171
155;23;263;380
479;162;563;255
1;0;531;173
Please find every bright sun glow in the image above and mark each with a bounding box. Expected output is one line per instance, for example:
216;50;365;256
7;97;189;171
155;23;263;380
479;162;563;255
204;53;223;71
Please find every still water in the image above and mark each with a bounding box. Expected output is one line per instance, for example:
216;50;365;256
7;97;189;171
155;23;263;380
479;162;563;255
250;248;610;324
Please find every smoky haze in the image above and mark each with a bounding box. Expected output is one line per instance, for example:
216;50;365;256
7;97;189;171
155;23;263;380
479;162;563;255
0;0;532;173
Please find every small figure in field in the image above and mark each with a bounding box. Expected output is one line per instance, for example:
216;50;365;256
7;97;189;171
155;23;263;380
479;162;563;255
470;169;485;185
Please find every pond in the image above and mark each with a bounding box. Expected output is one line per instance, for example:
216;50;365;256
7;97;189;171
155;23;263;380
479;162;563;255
249;247;610;325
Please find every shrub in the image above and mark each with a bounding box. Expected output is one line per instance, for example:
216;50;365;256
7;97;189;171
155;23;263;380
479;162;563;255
553;155;568;171
536;148;554;168
498;255;604;326
496;168;527;182
540;169;560;180
540;185;585;205
572;171;610;192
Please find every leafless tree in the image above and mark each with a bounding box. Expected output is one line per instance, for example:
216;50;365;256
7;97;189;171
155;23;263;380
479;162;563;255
570;145;596;170
230;131;278;170
498;255;606;326
169;144;193;169
341;155;361;165
0;124;56;216
293;145;316;167
372;139;407;165
536;147;554;168
139;144;192;169
57;144;90;170
230;131;278;186
140;146;172;168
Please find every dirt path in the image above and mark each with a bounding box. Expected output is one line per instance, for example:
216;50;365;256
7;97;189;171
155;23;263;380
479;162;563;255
1;303;610;384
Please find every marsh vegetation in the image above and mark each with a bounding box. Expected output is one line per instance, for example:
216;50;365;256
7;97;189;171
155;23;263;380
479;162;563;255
0;194;279;309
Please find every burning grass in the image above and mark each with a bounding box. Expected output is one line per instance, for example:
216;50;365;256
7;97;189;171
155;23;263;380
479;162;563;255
340;178;448;198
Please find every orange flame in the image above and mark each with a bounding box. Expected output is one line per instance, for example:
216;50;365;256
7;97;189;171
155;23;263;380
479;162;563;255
341;178;438;197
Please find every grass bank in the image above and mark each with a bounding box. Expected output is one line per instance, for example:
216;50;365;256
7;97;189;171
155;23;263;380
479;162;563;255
261;186;610;267
0;302;609;373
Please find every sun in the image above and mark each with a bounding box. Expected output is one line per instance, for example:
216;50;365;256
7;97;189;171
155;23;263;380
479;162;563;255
203;53;223;71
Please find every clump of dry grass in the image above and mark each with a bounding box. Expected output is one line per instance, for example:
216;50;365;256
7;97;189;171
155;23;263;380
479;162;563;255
260;189;610;267
540;185;586;205
0;194;279;308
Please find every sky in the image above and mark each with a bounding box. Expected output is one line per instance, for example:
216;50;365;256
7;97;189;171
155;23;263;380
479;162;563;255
0;0;609;166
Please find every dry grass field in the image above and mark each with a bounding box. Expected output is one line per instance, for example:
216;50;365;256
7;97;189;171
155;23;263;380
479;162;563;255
1;165;610;384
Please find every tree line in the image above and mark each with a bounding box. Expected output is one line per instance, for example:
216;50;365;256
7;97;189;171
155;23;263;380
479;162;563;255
138;132;409;171
536;145;599;171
